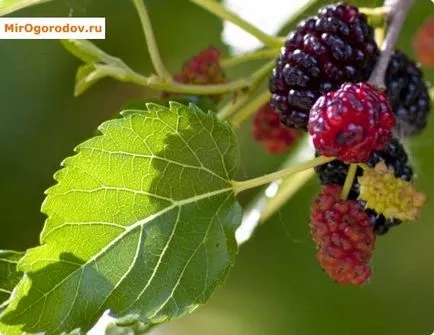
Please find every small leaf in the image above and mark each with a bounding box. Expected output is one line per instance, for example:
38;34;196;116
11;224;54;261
74;63;132;96
0;102;241;334
0;251;24;308
0;0;52;16
61;40;112;65
74;64;105;96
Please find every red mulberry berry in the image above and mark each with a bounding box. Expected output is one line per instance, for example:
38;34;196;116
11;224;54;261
386;50;431;137
252;104;300;154
269;3;379;129
166;47;226;102
315;139;413;235
413;16;434;68
308;82;395;163
310;184;375;285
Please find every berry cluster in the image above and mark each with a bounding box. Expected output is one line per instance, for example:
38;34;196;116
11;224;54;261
269;3;379;129
259;2;430;285
316;139;414;235
173;4;429;287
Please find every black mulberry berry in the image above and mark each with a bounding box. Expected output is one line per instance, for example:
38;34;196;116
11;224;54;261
385;50;431;137
269;3;379;130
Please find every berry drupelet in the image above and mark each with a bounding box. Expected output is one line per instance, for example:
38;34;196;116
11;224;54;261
315;139;414;235
310;184;375;285
252;104;301;154
269;2;379;130
308;82;395;163
385;50;431;137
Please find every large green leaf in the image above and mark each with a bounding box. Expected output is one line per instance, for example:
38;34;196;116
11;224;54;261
0;0;53;16
0;251;23;308
0;102;242;334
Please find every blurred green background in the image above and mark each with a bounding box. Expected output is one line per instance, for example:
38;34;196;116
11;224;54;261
1;0;434;334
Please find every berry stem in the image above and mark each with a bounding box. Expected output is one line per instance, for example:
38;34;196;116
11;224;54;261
374;27;385;46
189;0;282;48
233;155;335;194
236;168;314;245
359;7;389;18
358;163;370;170
429;88;434;101
341;163;358;200
132;0;172;80
230;90;271;126
369;0;415;88
220;48;280;68
235;136;315;244
260;168;315;223
216;60;275;120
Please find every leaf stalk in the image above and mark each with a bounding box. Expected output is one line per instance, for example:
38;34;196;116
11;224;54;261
233;156;335;194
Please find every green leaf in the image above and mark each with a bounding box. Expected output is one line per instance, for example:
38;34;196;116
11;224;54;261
0;0;52;16
122;96;218;114
63;40;137;96
0;251;24;308
0;102;242;334
74;64;107;97
61;40;113;65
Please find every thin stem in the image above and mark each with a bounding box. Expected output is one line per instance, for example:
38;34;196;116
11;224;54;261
374;27;385;46
220;48;280;68
189;0;282;48
233;156;335;194
216;60;275;120
341;164;358;200
369;0;415;88
132;0;172;80
358;163;370;170
359;7;389;18
217;91;252;122
230;90;271;126
149;76;251;94
261;168;315;223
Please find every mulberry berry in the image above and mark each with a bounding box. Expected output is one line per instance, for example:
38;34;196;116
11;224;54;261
413;17;434;68
385;50;431;137
269;2;379;129
315;139;414;234
166;47;226;102
310;184;375;285
252;104;301;154
308;82;395;162
358;162;426;221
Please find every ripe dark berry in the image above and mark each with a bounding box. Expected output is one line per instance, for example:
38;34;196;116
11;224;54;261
166;47;225;102
310;184;375;285
269;3;379;129
315;139;413;234
385;50;431;137
308;82;395;163
252;104;300;154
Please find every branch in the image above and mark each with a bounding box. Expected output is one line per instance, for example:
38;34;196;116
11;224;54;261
220;48;280;68
132;0;172;80
189;0;282;48
369;0;415;87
